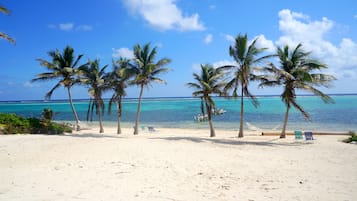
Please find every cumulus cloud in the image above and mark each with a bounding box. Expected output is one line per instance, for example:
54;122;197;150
204;34;213;44
112;47;135;59
254;34;276;53
122;0;205;31
275;9;357;79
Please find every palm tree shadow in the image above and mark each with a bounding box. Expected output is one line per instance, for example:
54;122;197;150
62;133;124;139
150;136;304;147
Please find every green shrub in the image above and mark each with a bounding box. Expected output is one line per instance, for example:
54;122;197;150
0;112;72;135
343;131;357;143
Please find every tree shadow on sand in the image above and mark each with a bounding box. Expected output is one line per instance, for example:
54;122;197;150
149;136;307;147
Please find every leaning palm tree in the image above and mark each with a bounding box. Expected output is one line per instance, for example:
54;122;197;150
78;59;108;133
32;46;86;131
131;43;171;135
259;44;335;138
187;64;227;137
224;33;272;138
107;58;133;134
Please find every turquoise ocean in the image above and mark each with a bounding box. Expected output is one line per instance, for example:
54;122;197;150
0;95;356;132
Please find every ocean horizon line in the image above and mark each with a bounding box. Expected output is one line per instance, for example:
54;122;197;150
1;93;356;103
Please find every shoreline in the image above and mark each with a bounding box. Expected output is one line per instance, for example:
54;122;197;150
1;126;356;200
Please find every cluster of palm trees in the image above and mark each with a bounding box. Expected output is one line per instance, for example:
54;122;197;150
31;34;335;138
32;44;171;134
187;33;335;138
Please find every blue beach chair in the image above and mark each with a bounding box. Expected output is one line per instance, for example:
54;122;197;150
304;131;314;140
294;130;303;140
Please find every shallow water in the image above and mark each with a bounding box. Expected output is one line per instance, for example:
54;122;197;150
1;95;356;132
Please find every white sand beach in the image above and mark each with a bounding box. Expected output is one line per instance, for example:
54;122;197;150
0;127;356;201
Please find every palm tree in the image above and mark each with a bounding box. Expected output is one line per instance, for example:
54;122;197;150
131;43;171;135
32;46;86;131
259;44;335;138
78;59;108;133
0;5;15;44
187;64;227;137
224;33;271;138
107;58;133;134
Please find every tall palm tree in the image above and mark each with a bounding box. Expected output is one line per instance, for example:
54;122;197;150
0;5;15;44
187;64;227;137
259;44;335;138
107;58;133;134
79;59;108;133
32;46;86;131
224;33;271;138
131;43;171;135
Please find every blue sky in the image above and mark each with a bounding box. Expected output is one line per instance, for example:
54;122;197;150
1;0;357;101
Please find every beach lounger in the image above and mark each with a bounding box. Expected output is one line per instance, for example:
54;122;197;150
304;131;314;140
148;126;156;132
294;130;303;140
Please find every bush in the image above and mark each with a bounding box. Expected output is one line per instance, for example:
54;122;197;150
343;131;357;143
0;112;72;135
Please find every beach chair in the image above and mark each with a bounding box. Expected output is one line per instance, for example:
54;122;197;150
304;131;314;140
148;126;156;132
294;130;303;140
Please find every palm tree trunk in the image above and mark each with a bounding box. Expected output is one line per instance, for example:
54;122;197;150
238;87;244;138
116;100;122;134
281;105;290;138
205;99;215;137
134;84;144;135
67;87;80;131
98;106;104;133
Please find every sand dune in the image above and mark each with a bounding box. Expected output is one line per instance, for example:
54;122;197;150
0;127;356;201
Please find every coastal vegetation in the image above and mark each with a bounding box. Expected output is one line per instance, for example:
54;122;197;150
28;35;336;137
130;43;171;135
259;44;335;138
0;109;72;134
222;34;273;138
79;59;108;133
32;46;88;131
187;64;228;137
342;131;357;143
107;58;132;134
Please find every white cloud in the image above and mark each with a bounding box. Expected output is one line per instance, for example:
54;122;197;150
23;81;39;88
212;60;235;68
209;5;216;10
192;60;236;73
112;47;134;59
49;23;93;32
354;14;357;19
275;9;357;79
254;34;275;53
59;23;74;31
224;34;235;43
204;34;213;44
122;0;205;31
76;25;93;31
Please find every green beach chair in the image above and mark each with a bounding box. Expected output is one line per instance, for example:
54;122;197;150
294;130;303;140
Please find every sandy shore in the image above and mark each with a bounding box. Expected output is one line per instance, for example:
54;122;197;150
0;127;356;201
